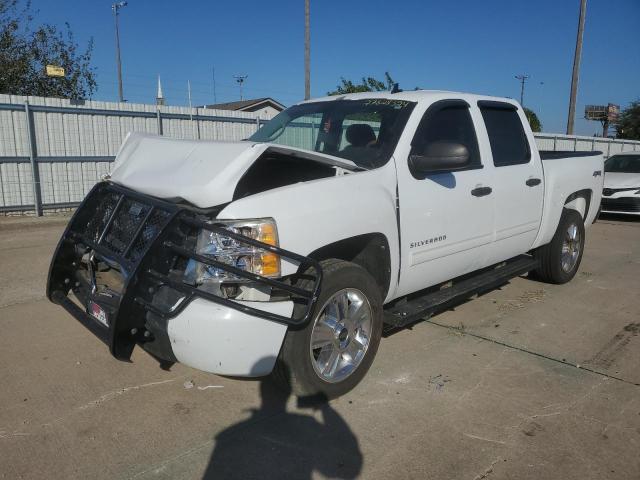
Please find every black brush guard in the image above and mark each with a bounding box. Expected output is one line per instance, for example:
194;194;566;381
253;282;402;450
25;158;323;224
47;182;322;361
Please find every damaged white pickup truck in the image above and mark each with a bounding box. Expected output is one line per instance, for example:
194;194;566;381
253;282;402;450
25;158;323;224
48;91;604;397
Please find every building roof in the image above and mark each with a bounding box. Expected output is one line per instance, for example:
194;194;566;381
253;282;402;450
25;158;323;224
201;97;285;112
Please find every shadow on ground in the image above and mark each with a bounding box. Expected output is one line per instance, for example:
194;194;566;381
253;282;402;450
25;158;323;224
202;377;362;480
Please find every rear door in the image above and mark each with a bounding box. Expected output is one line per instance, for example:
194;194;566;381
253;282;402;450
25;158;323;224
477;101;544;264
395;99;495;297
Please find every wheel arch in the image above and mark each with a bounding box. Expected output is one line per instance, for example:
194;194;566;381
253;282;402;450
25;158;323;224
308;233;391;301
564;188;592;222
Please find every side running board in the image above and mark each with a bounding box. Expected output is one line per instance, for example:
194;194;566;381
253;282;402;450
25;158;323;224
383;255;539;330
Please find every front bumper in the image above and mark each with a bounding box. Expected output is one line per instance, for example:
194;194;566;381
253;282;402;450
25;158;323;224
601;196;640;215
168;298;293;376
47;182;321;372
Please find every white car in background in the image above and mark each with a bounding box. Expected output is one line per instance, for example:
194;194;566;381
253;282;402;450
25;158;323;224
601;153;640;216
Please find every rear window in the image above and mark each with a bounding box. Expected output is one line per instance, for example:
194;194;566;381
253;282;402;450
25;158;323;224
479;105;531;167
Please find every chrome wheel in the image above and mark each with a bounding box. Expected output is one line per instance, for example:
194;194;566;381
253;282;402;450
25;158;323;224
309;288;373;383
561;223;582;273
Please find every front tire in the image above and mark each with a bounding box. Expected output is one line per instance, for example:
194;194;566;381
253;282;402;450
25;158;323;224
532;209;585;284
273;259;383;398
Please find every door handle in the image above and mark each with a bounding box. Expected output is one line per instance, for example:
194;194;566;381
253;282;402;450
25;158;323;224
526;178;541;187
471;186;492;197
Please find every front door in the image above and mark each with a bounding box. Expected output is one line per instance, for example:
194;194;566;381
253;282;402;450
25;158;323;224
395;99;495;298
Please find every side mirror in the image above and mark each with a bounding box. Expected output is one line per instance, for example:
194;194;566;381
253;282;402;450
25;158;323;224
409;141;471;174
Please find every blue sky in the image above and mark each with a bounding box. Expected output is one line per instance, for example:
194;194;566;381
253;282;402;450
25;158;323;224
32;0;639;135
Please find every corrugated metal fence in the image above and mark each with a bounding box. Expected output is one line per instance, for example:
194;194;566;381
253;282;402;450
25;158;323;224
0;94;271;215
1;94;639;215
534;133;640;158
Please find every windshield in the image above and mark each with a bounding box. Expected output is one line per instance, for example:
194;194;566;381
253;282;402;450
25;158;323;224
605;155;640;173
248;99;416;169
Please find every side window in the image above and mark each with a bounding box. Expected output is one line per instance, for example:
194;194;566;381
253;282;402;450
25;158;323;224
410;103;481;169
479;105;531;166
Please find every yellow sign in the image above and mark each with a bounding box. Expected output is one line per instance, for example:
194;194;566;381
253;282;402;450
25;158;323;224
45;65;65;77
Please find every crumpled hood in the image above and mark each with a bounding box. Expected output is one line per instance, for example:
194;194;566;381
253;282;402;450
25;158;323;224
109;133;267;207
108;133;358;208
604;172;640;189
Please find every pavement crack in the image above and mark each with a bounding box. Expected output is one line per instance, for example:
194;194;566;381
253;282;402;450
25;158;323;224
424;318;640;388
472;457;503;480
0;295;47;309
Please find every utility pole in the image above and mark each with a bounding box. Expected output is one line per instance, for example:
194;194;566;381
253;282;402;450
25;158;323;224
566;0;587;135
304;0;310;99
515;74;530;106
112;2;128;103
234;75;248;100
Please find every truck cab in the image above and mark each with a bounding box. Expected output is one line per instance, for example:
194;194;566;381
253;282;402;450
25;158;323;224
48;91;604;398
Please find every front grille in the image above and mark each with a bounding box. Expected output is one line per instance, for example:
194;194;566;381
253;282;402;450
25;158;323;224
127;209;172;262
73;186;174;265
603;187;638;197
601;198;640;213
85;191;120;242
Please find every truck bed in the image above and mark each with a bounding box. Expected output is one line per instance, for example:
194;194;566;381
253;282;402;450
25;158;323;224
539;150;603;160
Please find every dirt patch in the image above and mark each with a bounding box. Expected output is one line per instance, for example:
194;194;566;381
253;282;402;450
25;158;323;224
498;289;546;312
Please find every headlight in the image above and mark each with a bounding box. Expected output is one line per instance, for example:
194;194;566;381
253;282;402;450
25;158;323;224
185;218;280;286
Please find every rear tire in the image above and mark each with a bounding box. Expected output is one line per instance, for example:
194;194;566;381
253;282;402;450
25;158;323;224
273;259;383;398
532;209;585;284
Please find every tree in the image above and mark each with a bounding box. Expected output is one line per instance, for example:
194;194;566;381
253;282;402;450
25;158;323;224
0;0;96;99
328;72;396;95
616;100;640;140
524;107;542;133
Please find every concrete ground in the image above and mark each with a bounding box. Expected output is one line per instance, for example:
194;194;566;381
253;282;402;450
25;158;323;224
0;214;639;480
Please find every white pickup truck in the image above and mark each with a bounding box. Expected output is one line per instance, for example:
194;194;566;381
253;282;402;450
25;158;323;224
48;91;604;397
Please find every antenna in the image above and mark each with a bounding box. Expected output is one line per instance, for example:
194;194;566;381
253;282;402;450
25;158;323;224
233;74;248;100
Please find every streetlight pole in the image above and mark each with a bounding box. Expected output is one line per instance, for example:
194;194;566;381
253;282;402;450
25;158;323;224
566;0;587;135
304;0;310;100
112;2;128;103
515;74;530;106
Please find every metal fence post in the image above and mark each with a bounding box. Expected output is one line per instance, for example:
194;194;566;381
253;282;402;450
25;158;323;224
24;101;43;216
156;108;163;135
195;108;201;140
